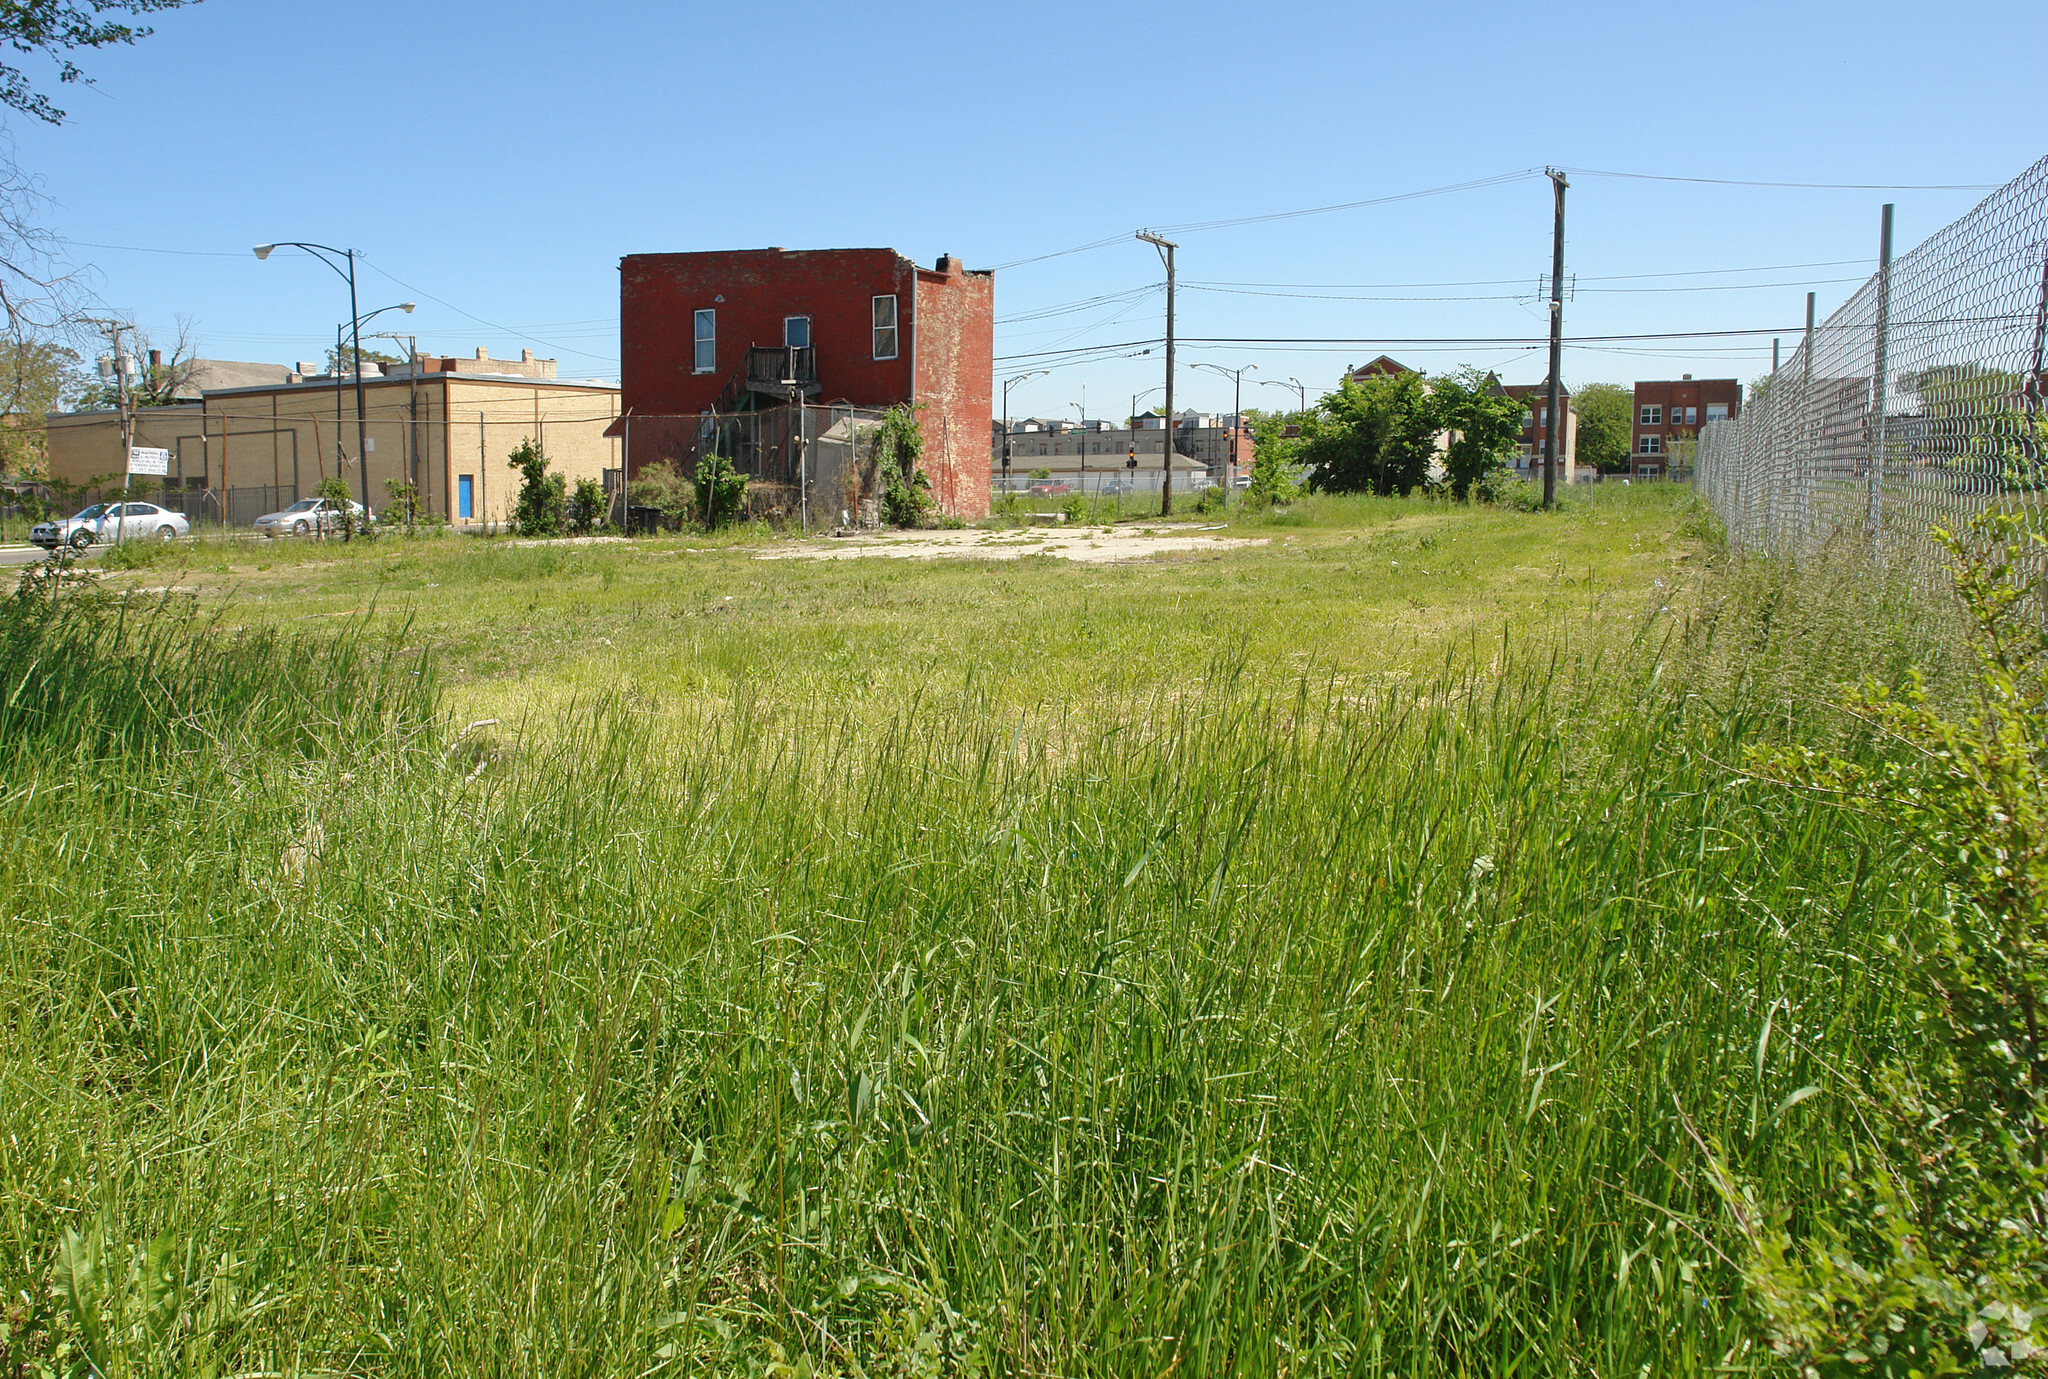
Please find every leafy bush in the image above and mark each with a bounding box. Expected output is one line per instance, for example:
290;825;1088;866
693;454;747;530
875;404;936;527
568;477;607;534
1245;449;1302;506
506;439;566;537
315;476;360;540
1727;513;2048;1373
1475;471;1546;510
626;458;692;532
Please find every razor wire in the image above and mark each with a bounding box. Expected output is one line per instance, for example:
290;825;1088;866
1694;152;2048;566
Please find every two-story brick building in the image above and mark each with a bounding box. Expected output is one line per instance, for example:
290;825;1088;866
617;247;994;519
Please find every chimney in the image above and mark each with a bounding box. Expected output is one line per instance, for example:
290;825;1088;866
148;349;162;369
297;361;319;376
522;349;534;363
937;253;962;275
1682;373;1693;381
475;347;489;361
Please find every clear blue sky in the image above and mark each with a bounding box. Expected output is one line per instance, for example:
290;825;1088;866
12;0;2044;420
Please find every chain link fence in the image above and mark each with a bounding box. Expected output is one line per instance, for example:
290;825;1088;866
1696;152;2048;562
618;404;897;528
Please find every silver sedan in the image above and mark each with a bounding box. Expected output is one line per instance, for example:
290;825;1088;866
30;502;190;550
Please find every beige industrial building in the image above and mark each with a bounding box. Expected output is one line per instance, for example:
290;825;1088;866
44;350;622;527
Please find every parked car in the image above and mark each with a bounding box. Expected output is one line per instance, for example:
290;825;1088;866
31;501;189;550
1098;479;1135;496
253;496;374;538
1026;480;1072;496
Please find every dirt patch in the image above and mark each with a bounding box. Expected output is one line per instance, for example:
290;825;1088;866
757;526;1267;565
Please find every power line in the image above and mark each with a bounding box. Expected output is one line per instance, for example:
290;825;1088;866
1564;166;2001;192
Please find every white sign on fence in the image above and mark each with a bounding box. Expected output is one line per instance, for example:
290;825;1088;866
127;446;171;476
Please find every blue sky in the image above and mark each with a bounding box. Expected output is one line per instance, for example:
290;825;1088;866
11;0;2043;420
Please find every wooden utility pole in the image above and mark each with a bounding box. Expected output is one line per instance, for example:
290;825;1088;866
1138;231;1179;515
1542;168;1568;510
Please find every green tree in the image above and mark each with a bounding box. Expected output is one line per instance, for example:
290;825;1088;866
322;342;404;375
1572;381;1634;474
1299;372;1438;496
0;335;87;476
0;1;193;125
1430;368;1527;501
506;437;565;536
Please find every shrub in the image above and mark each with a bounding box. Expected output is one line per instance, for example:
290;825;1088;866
568;477;607;534
693;454;747;530
875;404;936;528
1727;513;2048;1373
626;458;692;532
506;438;566;537
315;476;360;540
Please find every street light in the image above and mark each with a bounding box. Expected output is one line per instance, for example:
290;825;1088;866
1000;369;1047;496
331;302;413;504
1258;375;1307;417
256;240;389;521
1128;386;1164;494
1192;361;1256;503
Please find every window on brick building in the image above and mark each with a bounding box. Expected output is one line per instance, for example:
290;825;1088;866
872;295;898;360
784;316;811;350
1706;402;1729;421
1639;434;1662;455
693;310;715;373
1684;406;1698;425
1640;404;1662;425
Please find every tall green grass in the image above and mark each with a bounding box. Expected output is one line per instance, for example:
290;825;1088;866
0;547;1952;1375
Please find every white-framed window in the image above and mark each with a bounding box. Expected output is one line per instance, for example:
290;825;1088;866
1684;406;1698;425
1639;434;1662;455
1706;403;1728;421
872;295;899;360
1639;404;1662;426
693;309;715;373
784;316;811;349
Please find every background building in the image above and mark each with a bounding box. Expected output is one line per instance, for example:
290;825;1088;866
992;411;1253;490
1501;381;1579;484
44;353;620;528
618;247;994;519
1632;375;1741;478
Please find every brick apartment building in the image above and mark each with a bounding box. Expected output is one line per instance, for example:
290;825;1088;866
617;247;994;518
1501;381;1577;484
1632;375;1741;477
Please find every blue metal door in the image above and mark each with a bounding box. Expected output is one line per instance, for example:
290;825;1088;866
458;475;473;519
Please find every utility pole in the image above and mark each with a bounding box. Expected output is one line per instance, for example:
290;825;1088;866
1868;203;1893;537
1773;338;1781;373
1138;231;1179;515
1542;168;1568;510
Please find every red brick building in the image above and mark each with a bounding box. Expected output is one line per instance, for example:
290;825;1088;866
617;247;994;518
1631;375;1741;477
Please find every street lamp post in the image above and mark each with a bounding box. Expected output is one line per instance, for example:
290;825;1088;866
370;329;423;526
256;242;410;525
1000;369;1047;498
1070;388;1088;496
1193;361;1256;504
1129;386;1163;496
1259;376;1307;417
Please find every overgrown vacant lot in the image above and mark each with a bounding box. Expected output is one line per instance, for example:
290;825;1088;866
142;487;1705;725
0;489;1958;1374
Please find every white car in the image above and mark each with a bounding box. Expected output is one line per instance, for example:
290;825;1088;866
31;501;189;550
253;496;374;538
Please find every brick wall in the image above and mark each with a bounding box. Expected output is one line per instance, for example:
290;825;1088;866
912;255;994;517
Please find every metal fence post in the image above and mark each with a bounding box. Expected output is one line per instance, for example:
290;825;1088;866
1867;203;1894;538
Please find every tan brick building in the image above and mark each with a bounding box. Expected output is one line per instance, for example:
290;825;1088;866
44;353;621;527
